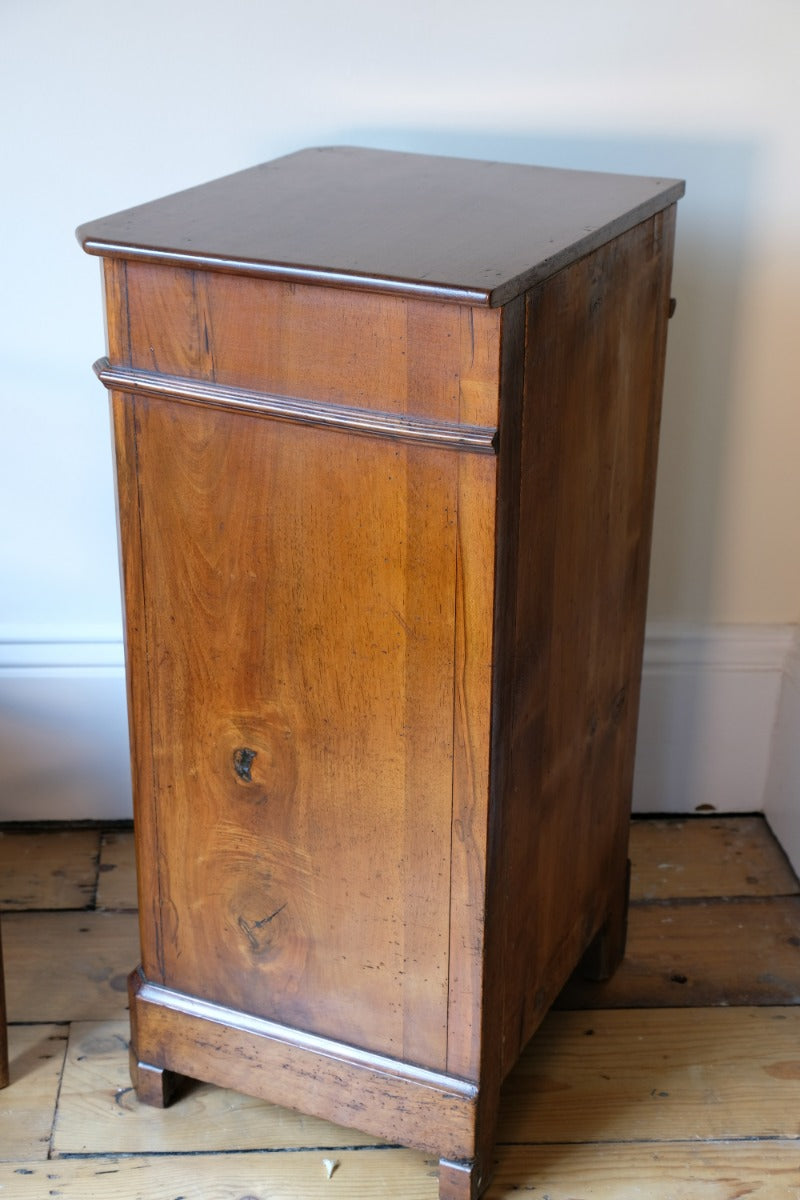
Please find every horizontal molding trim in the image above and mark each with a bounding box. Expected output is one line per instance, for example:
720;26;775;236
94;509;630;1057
132;972;478;1158
0;637;124;678
80;240;496;307
136;974;477;1100
94;358;499;455
2;621;791;678
642;622;795;672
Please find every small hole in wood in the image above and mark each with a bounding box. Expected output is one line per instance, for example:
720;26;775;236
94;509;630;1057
233;747;257;782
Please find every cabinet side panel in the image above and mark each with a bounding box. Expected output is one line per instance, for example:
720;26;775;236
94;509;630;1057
502;210;677;1070
109;390;159;979
102;259;131;364
446;452;497;1081
445;307;503;1082
128;397;460;1070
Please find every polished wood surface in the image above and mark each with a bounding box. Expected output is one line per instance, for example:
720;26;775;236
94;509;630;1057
106;272;502;1078
494;209;676;1074
78;146;683;307
1;819;799;1197
80;148;681;1198
94;358;498;453
125;404;461;1061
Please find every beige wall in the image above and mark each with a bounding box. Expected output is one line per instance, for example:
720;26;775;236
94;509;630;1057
1;0;798;636
1;0;798;828
647;15;800;622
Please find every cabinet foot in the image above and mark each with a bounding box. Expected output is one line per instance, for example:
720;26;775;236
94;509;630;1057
129;1050;183;1108
438;1156;492;1199
580;858;631;981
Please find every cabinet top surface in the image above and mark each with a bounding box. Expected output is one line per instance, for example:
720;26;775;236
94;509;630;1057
77;146;683;307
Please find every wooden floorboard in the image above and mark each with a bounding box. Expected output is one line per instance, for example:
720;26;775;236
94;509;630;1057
0;1025;69;1162
3;1143;800;1200
499;1007;800;1142
630;816;799;900
0;1149;438;1198
1;815;798;1197
54;1020;382;1156
0;830;100;911
484;1142;800;1200
3;911;138;1022
96;832;137;911
558;895;800;1008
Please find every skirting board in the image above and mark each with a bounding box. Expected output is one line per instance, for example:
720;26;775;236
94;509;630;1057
0;639;130;823
634;623;795;818
0;626;798;864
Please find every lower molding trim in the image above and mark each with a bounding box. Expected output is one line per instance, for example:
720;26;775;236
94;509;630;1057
129;969;478;1159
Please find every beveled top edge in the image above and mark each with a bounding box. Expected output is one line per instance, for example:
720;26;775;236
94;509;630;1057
79;238;494;305
77;146;685;307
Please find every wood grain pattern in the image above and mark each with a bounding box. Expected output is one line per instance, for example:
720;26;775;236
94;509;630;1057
122;265;501;421
53;1020;382;1155
496;209;677;1075
558;895;800;1008
446;450;497;1082
46;1006;800;1193
96;832;137;911
3;912;138;1022
95;359;498;453
86;150;682;1200
77;146;684;307
129;398;461;1067
0;1149;437;1198
0;830;100;911
3;818;799;1197
5;1143;800;1200
129;973;478;1162
485;1142;800;1200
101;257;130;365
441;294;527;1197
109;389;166;983
630;816;800;899
0;1025;68;1159
499;1006;800;1143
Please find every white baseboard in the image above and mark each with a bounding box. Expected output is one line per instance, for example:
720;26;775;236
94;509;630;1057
0;638;131;821
1;627;798;847
632;623;795;817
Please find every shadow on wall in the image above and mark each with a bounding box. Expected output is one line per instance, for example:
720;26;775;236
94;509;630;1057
300;129;763;818
309;128;759;623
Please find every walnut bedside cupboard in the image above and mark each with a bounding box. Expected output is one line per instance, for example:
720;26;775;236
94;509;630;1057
78;147;683;1199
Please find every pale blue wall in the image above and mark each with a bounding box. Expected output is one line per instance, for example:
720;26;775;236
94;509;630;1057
1;0;798;821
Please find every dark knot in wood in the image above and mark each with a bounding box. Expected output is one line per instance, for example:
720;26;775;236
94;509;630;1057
233;747;257;782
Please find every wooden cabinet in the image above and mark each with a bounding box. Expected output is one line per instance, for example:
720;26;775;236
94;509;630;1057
78;147;682;1198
